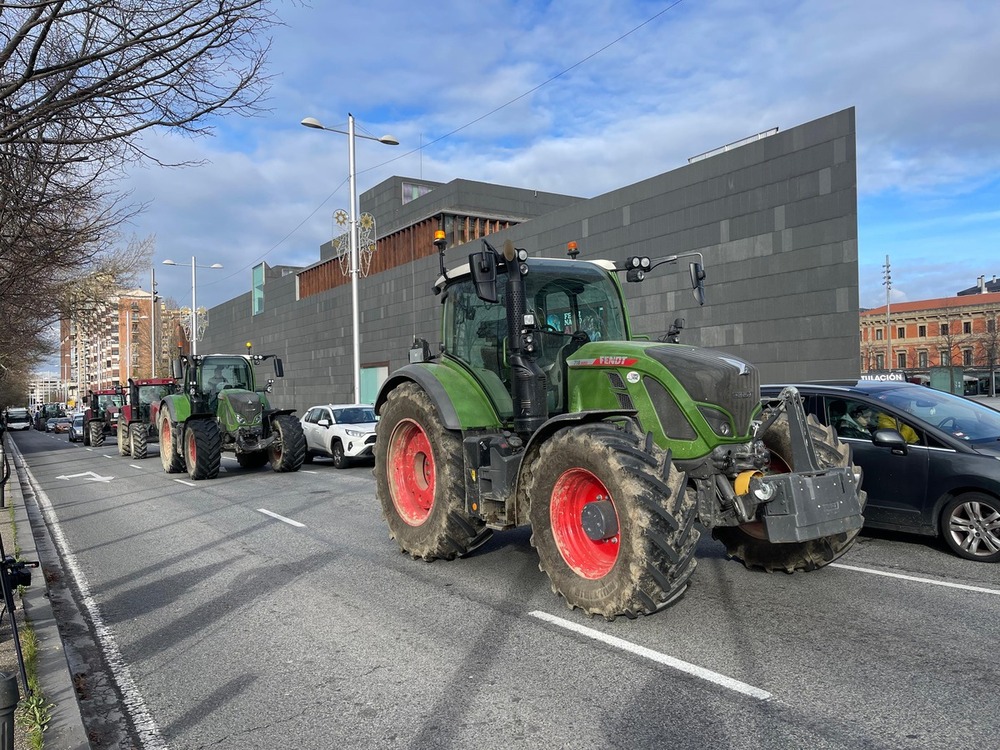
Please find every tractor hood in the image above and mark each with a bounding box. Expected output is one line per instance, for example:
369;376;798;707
645;345;761;435
219;389;265;426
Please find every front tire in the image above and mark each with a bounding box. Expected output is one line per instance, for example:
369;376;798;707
159;412;184;474
89;422;104;447
941;493;1000;562
117;420;130;456
130;424;148;459
184;420;222;480
375;383;488;560
524;423;698;620
269;414;305;472
713;413;865;572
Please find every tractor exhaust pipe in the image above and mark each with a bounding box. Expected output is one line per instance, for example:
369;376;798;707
502;240;548;435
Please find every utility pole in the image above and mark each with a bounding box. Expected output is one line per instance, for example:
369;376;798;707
882;255;892;370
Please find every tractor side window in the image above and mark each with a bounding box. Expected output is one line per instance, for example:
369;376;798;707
444;280;512;420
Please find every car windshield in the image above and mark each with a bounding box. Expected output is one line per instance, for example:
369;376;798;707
73;416;83;426
877;387;1000;443
334;407;376;424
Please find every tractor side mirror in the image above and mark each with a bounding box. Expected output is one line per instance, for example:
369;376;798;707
689;262;706;306
170;358;183;379
273;358;284;378
470;249;498;303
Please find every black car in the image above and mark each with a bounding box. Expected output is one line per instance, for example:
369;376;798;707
761;381;1000;563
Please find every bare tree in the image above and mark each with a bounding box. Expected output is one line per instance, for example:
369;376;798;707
0;1;282;403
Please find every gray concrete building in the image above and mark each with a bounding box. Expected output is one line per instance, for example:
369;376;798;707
202;107;860;412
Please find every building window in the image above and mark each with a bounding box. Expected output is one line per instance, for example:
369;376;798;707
963;349;973;366
875;354;884;369
940;323;949;335
875;329;883;340
252;263;265;316
401;181;434;205
939;349;950;365
918;351;928;368
963;321;972;334
897;326;905;339
897;352;906;368
918;324;926;337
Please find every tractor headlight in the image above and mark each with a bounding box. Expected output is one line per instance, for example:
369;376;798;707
697;405;733;437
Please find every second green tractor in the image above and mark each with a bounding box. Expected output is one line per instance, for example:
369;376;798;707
158;351;306;480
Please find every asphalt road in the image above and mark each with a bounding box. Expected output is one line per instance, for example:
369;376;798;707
9;427;1000;750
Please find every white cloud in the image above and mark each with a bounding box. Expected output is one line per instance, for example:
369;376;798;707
119;0;1000;312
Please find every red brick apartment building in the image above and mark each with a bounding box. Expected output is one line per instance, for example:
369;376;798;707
860;290;1000;389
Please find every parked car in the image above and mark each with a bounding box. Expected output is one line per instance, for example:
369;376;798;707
68;413;85;443
301;404;377;469
761;380;1000;562
45;417;60;432
52;417;73;434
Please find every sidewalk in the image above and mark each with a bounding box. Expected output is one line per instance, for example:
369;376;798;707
1;437;90;750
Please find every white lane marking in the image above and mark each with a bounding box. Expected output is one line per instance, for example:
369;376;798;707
300;470;318;474
529;611;771;701
22;459;169;748
257;508;306;528
830;562;1000;595
172;478;196;487
129;464;145;470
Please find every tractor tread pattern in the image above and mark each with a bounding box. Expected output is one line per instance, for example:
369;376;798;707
526;422;700;620
375;383;486;561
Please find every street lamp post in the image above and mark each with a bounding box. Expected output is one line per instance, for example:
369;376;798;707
162;257;223;355
301;114;399;402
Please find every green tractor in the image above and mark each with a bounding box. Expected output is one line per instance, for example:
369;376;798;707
158;351;306;480
374;236;865;619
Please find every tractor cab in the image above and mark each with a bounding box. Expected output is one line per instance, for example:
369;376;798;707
440;256;630;420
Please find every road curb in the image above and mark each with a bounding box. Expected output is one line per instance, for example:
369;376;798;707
4;439;91;750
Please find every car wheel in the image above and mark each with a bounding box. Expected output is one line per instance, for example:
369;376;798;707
331;440;350;469
941;493;1000;563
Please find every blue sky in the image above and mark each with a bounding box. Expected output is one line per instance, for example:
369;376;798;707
123;0;1000;315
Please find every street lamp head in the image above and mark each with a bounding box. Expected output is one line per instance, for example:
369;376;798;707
378;134;400;146
162;259;177;266
210;263;223;269
301;117;324;130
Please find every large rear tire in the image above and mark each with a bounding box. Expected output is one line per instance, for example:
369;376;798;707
375;383;489;560
268;414;305;472
525;423;698;620
184;420;222;480
130;424;148;459
712;413;865;572
89;422;104;447
159;412;184;474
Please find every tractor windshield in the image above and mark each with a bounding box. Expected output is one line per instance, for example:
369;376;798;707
199;358;253;394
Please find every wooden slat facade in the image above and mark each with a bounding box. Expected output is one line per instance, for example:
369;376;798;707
297;213;515;300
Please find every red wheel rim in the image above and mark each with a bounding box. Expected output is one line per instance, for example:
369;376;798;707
551;468;619;579
161;417;171;455
186;429;196;468
388;419;435;526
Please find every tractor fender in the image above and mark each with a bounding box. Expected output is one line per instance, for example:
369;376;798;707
513;409;640;523
375;365;462;430
263;408;297;431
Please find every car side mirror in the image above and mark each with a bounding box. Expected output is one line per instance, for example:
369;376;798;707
318;419;330;427
872;428;907;455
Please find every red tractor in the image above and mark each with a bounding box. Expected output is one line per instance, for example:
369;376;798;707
83;387;124;447
116;378;178;458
